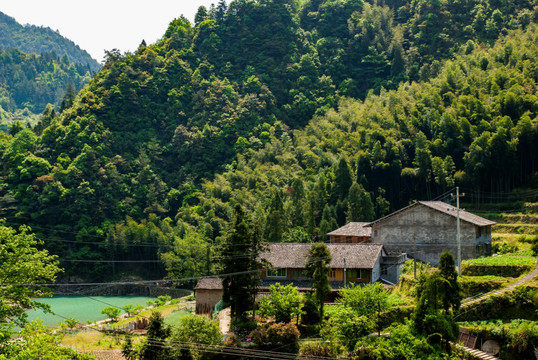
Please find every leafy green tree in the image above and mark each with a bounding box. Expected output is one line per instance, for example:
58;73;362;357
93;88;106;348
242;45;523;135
438;251;461;313
259;283;304;323
170;314;222;360
0;224;61;326
347;182;375;222
221;205;266;319
100;306;121;322
161;230;212;285
264;190;285;242
334;158;353;200
337;283;390;317
305;243;332;321
140;311;170;360
321;307;373;351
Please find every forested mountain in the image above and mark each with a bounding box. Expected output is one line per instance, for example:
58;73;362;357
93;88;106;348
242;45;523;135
0;0;536;280
0;49;93;116
0;12;98;124
0;12;100;72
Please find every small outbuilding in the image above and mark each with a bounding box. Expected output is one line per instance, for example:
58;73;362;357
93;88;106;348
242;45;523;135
194;277;223;315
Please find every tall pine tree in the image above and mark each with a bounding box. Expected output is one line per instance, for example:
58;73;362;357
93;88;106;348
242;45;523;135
221;205;266;319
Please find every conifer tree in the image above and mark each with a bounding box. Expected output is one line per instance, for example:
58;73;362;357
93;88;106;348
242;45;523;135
305;242;332;322
221;205;266;319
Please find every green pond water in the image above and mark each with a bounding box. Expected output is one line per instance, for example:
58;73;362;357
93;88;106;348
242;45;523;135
26;296;155;327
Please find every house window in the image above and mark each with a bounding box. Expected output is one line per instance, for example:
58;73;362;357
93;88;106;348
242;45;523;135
329;270;336;280
360;269;368;279
346;236;353;243
374;230;378;237
267;268;286;278
347;269;359;279
293;269;307;278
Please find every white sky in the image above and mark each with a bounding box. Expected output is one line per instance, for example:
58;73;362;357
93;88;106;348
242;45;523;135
1;0;217;63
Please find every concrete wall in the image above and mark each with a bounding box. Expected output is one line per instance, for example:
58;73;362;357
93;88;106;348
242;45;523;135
195;289;223;315
371;255;381;283
371;205;490;266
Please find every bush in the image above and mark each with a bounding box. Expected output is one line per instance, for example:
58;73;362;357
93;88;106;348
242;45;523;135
321;307;373;350
300;293;320;325
298;341;337;358
258;283;304;323
100;306;121;322
230;318;257;340
155;295;172;306
337;282;390;316
170;315;222;360
459;276;509;298
249;322;300;353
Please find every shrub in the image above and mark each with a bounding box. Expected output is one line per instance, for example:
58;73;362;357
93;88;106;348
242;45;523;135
299;341;337;358
249;322;300;353
301;292;320;325
230;318;257;340
321;307;373;350
170;314;222;360
100;306;121;322
258;283;304;323
337;282;390;316
155;295;172;306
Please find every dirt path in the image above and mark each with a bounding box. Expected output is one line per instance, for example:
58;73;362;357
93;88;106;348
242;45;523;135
218;308;231;334
461;262;538;308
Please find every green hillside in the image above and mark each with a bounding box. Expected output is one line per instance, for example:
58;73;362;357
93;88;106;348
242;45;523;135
0;0;536;280
0;11;100;72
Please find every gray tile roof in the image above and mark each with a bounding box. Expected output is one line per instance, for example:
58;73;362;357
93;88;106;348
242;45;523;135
194;276;223;290
260;243;385;270
419;201;496;226
326;222;372;237
367;201;496;227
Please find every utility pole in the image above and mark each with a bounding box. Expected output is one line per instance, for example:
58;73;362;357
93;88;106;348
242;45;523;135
343;258;347;287
456;186;461;276
413;204;417;279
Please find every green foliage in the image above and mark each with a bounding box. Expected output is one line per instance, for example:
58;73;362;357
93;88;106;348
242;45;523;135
305;242;331;320
155;295;172;307
0;223;61;326
1;0;538;284
321;306;373;350
455;285;538;322
0;321;95;360
221;205;266;319
459;276;509;298
337;282;390;316
258;283;304;323
460;319;538;360
249;322;301;354
461;255;536;276
140;311;171;360
170;314;222;360
354;321;437;360
100;306;121;322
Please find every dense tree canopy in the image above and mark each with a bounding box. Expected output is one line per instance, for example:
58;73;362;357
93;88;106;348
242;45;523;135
0;0;536;280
